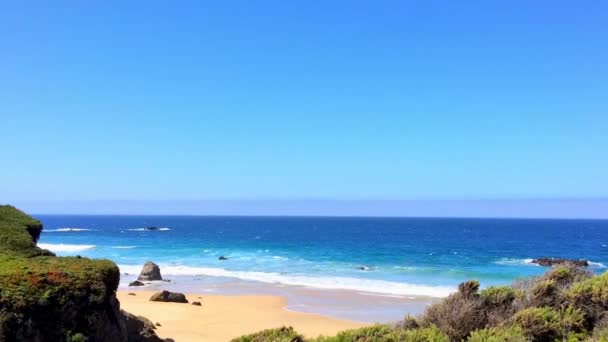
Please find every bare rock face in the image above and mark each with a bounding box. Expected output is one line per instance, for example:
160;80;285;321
122;310;169;342
137;261;162;281
531;258;589;267
149;291;188;303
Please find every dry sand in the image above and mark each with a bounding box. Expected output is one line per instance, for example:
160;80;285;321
118;291;369;342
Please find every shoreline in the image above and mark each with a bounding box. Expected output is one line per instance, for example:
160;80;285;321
117;290;369;342
119;276;440;322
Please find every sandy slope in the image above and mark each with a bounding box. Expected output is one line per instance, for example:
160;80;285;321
118;291;368;342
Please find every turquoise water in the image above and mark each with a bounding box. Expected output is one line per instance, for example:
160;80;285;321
36;215;608;298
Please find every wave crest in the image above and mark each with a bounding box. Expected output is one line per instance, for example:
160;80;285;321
45;228;93;232
117;264;454;297
38;243;96;252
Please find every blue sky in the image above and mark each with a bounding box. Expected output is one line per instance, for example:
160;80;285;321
1;1;607;216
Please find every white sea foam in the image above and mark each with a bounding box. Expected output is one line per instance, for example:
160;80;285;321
127;227;171;231
117;264;455;297
45;228;93;232
494;258;536;266
495;258;606;268
38;243;96;252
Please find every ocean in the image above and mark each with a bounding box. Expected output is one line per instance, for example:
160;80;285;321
35;215;608;321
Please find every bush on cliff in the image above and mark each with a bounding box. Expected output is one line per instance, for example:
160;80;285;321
0;205;166;341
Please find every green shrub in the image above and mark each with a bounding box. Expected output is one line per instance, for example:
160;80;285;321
481;286;517;306
314;325;449;342
231;326;304;342
567;272;608;326
511;307;562;342
421;281;484;341
391;327;450;342
587;327;608;342
467;326;528;342
314;325;395;342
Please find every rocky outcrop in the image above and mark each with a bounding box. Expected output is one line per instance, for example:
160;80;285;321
129;280;145;286
531;258;589;267
0;205;173;342
138;261;162;281
218;256;228;260
122;310;169;342
149;291;188;303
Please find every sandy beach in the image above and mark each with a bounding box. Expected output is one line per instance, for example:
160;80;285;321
117;291;369;342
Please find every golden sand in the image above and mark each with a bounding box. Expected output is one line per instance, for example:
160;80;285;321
118;291;368;342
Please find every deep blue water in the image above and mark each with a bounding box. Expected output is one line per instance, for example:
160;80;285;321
36;215;608;297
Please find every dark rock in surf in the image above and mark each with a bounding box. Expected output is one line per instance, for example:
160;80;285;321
531;258;589;267
218;256;228;260
138;261;162;281
129;280;145;287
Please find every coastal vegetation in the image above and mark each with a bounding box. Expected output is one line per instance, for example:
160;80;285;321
234;264;608;341
0;205;167;341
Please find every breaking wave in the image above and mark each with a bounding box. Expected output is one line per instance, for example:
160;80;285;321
38;243;96;252
117;264;455;297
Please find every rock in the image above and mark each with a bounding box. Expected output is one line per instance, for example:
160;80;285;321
155;322;162;327
128;293;136;296
192;301;202;306
144;226;160;231
138;261;162;281
357;266;370;270
122;309;169;341
129;280;145;286
531;258;589;267
149;290;188;303
218;256;228;260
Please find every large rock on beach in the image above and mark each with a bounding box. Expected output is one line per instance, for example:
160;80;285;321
149;290;188;303
129;280;144;287
122;310;170;341
138;261;162;281
531;257;589;267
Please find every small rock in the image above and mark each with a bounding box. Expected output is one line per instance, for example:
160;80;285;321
192;301;202;306
129;280;145;287
155;322;161;327
128;293;136;296
218;256;228;260
149;290;188;303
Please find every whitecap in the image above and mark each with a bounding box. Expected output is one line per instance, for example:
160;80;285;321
38;243;96;252
589;261;607;268
117;264;455;297
494;258;536;266
45;228;93;232
127;227;170;231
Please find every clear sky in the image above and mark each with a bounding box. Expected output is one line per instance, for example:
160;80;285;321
1;1;607;216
